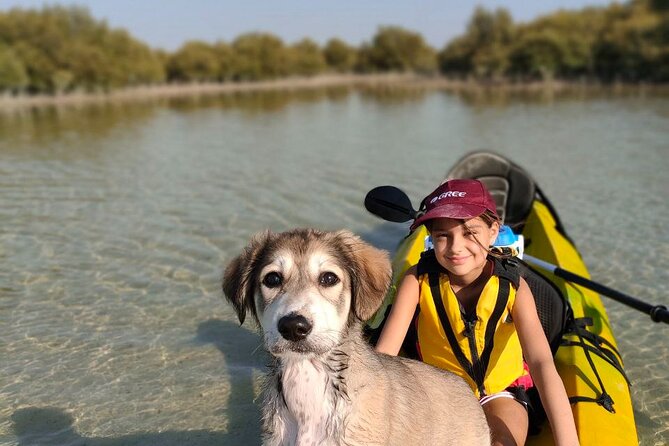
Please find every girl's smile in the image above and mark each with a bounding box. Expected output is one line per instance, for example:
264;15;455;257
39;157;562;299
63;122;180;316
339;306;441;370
446;254;471;264
430;216;499;286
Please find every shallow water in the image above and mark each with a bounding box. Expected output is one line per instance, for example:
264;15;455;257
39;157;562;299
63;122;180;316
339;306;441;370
1;87;668;445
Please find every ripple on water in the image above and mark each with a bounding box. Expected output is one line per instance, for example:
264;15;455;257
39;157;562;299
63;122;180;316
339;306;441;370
1;89;668;445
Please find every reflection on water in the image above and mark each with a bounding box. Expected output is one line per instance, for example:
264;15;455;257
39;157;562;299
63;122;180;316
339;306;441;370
165;87;352;114
2;83;666;145
0;85;667;446
0;103;156;150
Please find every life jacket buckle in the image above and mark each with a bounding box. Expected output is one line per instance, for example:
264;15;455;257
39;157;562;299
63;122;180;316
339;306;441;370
462;315;477;336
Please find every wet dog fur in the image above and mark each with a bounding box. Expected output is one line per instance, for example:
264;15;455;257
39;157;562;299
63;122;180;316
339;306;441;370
222;228;490;446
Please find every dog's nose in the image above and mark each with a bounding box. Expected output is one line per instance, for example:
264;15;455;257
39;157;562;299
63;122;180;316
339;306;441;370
277;313;312;341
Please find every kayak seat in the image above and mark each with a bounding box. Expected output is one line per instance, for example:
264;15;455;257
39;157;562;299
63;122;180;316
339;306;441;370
447;151;536;228
518;262;572;354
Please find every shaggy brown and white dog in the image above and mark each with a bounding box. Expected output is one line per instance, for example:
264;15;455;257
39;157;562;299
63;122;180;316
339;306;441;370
222;228;490;446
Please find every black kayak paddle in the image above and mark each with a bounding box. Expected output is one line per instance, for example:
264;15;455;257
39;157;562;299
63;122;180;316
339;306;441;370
364;185;418;223
524;255;669;324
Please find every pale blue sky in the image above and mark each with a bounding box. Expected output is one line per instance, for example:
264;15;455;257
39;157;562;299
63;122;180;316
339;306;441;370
4;0;615;50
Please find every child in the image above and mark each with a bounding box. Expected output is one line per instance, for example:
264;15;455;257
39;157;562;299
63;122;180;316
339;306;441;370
375;179;579;446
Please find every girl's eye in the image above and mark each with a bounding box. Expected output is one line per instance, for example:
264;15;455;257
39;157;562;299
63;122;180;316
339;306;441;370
319;272;340;287
262;272;282;288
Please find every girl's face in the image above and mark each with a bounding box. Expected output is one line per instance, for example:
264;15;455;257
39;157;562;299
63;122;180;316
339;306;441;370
430;216;499;282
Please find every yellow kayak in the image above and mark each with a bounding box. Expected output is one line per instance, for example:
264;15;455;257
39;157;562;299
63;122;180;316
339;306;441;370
366;152;638;445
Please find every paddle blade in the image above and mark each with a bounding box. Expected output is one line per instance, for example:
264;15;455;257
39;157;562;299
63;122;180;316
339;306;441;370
364;186;417;223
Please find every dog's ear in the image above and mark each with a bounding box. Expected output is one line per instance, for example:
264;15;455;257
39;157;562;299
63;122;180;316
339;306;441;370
222;230;271;325
336;231;392;322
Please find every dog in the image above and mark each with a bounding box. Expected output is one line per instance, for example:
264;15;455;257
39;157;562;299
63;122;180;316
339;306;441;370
222;228;490;446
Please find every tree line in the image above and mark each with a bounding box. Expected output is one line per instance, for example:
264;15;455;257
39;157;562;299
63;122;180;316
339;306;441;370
0;1;667;94
439;0;668;82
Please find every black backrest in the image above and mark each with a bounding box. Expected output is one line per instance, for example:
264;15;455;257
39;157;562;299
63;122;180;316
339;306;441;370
447;151;536;228
518;262;572;354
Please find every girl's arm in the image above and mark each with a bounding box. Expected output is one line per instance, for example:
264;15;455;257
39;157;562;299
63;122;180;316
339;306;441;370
513;278;580;446
374;266;420;356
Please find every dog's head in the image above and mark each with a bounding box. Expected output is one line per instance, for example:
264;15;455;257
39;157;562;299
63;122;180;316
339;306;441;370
222;228;391;357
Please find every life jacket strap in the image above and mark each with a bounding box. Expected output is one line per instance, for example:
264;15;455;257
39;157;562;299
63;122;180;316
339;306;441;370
492;257;521;289
478;278;511;387
419;251;513;397
426;270;484;395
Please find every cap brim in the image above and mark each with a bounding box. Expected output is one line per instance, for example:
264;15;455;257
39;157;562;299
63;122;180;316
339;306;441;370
410;203;487;231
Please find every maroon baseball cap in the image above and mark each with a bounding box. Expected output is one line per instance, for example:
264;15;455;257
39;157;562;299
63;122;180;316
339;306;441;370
410;179;499;231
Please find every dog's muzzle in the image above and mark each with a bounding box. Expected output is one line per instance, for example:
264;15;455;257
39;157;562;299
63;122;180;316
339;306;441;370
277;313;313;342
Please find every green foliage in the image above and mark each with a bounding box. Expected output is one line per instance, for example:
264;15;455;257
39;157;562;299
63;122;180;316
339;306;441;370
58;41;113;91
231;33;288;81
593;1;669;81
0;45;28;92
363;26;437;73
513;8;608;78
213;41;235;81
466;6;514;47
51;69;73;94
508;31;571;80
167;41;220;82
1;1;668;94
323;38;357;73
438;36;474;76
439;2;669;82
11;41;58;93
104;29;165;86
439;7;514;78
354;44;376;73
0;5;164;93
640;0;669;12
287;38;326;76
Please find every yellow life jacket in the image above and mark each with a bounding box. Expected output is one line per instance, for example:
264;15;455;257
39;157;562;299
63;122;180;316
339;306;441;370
415;251;526;397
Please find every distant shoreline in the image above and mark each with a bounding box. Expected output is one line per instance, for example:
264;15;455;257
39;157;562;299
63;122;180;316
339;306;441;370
1;74;667;110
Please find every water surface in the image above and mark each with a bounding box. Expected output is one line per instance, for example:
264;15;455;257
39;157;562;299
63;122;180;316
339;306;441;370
1;87;668;445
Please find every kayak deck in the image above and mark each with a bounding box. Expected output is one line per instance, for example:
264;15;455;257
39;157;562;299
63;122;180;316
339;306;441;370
367;200;637;445
523;201;637;445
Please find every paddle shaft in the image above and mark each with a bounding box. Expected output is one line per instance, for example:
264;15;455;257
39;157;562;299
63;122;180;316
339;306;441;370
524;255;669;324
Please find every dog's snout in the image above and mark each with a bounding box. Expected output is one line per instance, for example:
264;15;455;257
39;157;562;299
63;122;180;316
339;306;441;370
278;313;312;341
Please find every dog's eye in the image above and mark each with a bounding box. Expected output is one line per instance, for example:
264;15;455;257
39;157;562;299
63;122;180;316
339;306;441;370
319;272;340;287
262;272;283;288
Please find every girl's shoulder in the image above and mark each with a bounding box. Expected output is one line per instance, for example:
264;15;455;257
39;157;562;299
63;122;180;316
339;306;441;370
404;264;418;277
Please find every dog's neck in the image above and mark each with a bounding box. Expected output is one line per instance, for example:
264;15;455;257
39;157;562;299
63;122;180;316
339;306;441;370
272;324;362;444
